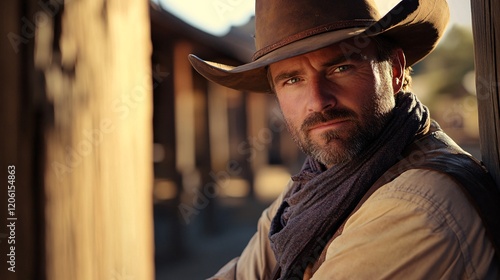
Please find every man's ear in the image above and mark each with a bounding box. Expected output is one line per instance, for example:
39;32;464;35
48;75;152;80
391;49;406;94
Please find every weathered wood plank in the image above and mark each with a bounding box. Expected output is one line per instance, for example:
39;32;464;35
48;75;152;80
35;0;155;279
471;0;500;187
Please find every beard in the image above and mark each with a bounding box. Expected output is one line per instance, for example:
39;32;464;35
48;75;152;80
284;93;395;167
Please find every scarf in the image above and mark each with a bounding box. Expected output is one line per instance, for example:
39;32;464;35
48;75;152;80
269;92;430;279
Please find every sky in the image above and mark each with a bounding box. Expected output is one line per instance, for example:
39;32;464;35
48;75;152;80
155;0;473;36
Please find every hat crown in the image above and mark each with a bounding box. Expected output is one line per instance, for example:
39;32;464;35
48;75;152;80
254;0;381;60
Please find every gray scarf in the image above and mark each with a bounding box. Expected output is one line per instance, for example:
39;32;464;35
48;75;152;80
269;92;430;279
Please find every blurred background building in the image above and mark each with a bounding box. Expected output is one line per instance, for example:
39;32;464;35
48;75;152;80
149;3;302;278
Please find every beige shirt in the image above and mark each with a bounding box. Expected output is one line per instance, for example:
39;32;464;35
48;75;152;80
209;169;499;279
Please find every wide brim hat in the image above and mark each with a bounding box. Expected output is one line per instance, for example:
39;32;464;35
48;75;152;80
189;0;450;93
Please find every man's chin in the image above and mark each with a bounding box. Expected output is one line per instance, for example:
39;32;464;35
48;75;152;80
305;140;356;167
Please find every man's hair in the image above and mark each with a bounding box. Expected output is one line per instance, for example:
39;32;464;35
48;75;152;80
266;35;413;93
372;35;412;92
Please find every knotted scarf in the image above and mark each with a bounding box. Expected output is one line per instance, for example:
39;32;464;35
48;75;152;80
269;92;431;279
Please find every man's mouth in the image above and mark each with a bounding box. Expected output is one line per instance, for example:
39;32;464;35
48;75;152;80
308;119;351;133
301;108;357;133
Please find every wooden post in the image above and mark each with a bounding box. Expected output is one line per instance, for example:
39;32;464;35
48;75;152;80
0;0;42;278
193;66;218;234
34;0;154;279
471;0;500;187
151;44;185;261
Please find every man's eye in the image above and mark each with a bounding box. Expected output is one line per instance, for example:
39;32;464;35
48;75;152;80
285;77;301;85
333;65;351;73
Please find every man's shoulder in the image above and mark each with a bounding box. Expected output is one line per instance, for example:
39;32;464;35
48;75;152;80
378;168;464;200
324;168;497;280
376;168;465;204
344;168;470;233
361;168;480;235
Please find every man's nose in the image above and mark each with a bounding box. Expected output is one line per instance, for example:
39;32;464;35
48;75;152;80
307;77;336;113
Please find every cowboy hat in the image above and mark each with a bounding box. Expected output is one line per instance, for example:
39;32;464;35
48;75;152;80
188;0;449;93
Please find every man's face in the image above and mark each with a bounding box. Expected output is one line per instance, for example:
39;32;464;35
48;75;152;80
269;40;404;168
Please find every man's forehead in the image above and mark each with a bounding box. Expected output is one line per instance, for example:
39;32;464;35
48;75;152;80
270;38;378;69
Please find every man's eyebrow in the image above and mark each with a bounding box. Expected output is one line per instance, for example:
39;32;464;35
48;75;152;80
322;52;364;67
273;70;301;85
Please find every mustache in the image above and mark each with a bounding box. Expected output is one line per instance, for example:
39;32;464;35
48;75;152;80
301;107;357;131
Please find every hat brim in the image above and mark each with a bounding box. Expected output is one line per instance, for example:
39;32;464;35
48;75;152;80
189;0;449;93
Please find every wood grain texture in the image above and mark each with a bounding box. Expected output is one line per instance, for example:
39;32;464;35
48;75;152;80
471;0;500;188
36;0;154;279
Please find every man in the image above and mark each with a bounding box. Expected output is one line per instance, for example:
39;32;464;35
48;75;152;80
189;0;500;279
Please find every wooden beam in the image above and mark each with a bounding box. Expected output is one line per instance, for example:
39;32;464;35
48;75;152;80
471;0;500;187
35;0;154;279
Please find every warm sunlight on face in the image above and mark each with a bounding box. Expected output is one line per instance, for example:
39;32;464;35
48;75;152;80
269;40;401;167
